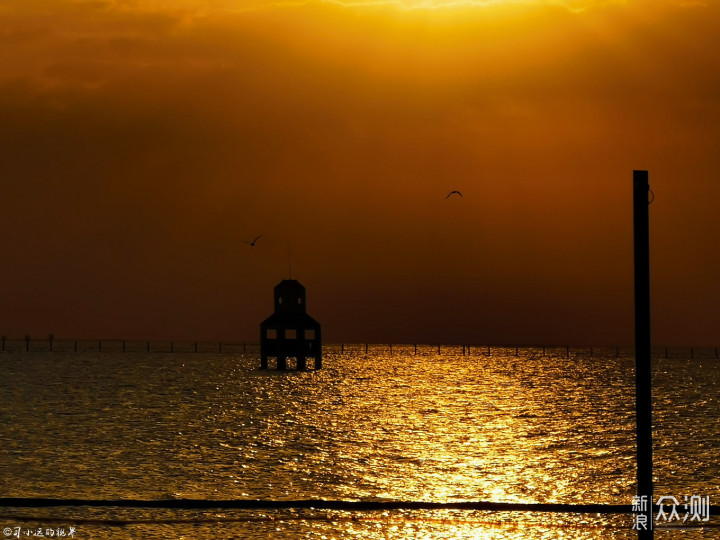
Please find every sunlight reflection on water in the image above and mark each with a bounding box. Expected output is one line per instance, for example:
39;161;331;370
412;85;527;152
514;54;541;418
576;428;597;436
0;348;718;538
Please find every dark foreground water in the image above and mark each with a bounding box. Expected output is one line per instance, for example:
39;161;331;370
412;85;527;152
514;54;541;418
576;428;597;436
0;346;718;538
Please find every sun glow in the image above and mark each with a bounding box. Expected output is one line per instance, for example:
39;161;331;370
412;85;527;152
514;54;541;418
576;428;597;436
3;0;720;346
321;0;613;11
362;0;514;8
116;0;621;14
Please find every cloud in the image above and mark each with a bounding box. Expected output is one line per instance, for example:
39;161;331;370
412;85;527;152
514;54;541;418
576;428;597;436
1;0;719;341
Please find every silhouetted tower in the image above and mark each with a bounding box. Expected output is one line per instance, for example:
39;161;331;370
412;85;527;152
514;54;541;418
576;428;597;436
260;280;322;370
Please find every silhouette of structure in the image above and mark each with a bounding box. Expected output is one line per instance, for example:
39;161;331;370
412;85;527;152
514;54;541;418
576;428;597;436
260;280;322;370
634;170;653;539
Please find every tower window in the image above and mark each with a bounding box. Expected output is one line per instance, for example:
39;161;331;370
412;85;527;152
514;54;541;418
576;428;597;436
298;298;302;304
286;329;297;339
304;329;315;340
266;329;277;339
278;297;283;304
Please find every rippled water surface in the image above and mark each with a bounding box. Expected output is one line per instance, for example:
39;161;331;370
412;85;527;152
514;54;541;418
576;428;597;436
1;347;718;538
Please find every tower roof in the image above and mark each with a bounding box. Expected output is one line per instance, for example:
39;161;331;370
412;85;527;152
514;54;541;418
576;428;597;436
272;279;308;316
275;279;304;292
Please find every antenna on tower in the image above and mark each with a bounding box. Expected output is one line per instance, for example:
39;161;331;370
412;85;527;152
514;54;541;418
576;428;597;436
288;244;292;279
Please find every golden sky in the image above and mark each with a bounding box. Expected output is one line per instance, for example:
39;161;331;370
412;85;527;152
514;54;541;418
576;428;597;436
1;0;719;344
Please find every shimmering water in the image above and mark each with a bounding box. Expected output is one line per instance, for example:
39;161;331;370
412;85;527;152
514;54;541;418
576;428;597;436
1;347;718;538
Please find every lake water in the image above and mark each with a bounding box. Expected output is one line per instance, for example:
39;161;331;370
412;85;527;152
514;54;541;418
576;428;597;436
0;345;718;538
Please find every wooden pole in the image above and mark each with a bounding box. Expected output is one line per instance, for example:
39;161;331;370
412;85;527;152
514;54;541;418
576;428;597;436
633;170;653;539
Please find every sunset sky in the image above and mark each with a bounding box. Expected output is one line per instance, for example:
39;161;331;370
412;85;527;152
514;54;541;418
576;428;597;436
1;0;719;345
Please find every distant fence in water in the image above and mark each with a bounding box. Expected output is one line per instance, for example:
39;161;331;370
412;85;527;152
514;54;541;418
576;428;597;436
1;337;718;359
330;343;720;359
0;337;253;354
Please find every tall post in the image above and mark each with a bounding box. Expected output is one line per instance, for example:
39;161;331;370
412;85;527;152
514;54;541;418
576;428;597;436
634;170;653;539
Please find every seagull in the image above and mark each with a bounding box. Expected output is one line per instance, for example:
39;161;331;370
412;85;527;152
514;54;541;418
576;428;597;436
445;190;463;199
244;235;263;247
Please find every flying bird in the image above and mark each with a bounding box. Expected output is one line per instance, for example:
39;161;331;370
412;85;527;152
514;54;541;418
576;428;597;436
244;235;263;247
445;190;463;199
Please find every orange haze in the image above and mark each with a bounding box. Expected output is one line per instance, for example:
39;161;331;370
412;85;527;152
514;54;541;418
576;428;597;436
1;0;719;345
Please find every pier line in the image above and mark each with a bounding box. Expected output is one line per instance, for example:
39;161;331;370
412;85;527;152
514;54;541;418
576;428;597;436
3;339;719;359
0;497;630;513
0;514;633;530
3;498;718;515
